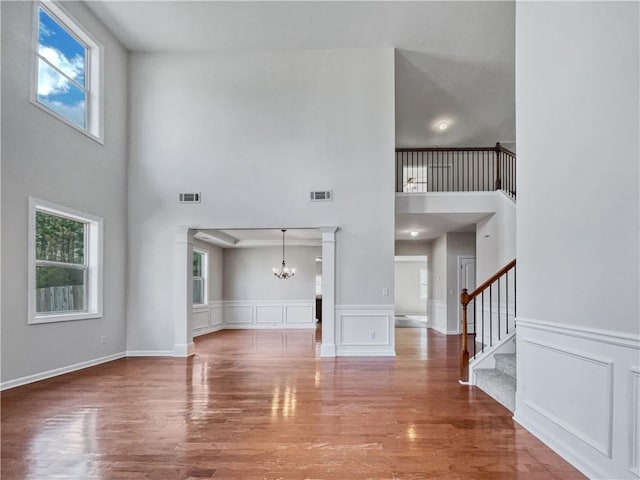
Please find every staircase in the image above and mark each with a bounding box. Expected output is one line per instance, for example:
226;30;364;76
475;351;516;411
460;259;517;412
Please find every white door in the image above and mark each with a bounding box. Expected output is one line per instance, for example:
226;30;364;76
458;256;476;334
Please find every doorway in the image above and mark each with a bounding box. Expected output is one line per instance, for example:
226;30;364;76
394;255;428;328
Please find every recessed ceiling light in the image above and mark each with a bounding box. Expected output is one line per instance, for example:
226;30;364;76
438;121;449;131
410;231;419;237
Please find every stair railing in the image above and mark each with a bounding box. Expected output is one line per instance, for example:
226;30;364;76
395;142;516;198
460;259;516;382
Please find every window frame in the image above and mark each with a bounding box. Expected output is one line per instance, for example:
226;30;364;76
28;198;103;324
31;1;104;143
192;249;207;306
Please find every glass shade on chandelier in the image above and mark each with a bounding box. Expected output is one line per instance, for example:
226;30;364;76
273;229;296;279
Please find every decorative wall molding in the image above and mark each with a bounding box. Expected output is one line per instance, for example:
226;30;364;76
0;352;125;391
193;300;316;334
428;300;447;334
335;305;395;356
521;339;614;458
631;368;640;477
517;317;640;350
515;317;640;480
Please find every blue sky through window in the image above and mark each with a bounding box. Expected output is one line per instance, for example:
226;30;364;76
37;7;87;128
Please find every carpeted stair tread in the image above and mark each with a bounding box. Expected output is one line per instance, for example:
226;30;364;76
494;353;516;378
475;368;516;412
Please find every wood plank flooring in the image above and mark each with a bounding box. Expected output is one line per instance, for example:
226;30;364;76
1;328;585;479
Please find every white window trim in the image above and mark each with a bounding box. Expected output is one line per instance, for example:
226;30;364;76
193;249;208;306
28;197;103;324
30;1;104;144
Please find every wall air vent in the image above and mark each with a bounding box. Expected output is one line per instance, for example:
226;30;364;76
179;192;201;204
310;190;332;202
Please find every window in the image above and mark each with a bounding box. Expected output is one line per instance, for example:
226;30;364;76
29;198;103;324
33;2;102;141
419;268;428;299
193;250;207;305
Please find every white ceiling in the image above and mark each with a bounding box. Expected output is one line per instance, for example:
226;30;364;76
395;213;488;241
86;1;515;147
195;228;321;248
86;1;514;243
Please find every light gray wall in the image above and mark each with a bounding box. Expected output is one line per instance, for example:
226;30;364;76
193;240;223;302
476;193;516;282
516;2;639;336
395;240;432;315
1;1;128;382
446;232;476;333
126;49;395;351
394;259;427;315
223;246;320;301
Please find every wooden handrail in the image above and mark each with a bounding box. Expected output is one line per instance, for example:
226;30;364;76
460;258;516;382
396;143;516;157
463;259;516;304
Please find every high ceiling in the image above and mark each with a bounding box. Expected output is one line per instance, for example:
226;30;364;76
86;1;515;148
86;1;514;241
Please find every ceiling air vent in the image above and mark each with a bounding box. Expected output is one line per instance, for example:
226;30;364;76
179;192;201;204
310;190;332;202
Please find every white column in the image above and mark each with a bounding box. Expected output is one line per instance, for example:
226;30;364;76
319;226;338;357
174;227;195;357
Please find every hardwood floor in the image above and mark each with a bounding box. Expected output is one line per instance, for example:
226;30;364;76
1;328;585;479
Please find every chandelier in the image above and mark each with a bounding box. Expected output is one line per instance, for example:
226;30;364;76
273;229;296;279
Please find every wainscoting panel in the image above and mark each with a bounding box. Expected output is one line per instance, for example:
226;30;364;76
514;318;640;480
256;305;284;324
285;305;314;325
210;304;224;326
429;300;447;334
631;369;640;477
335;305;395;356
192;308;210;330
224;305;253;324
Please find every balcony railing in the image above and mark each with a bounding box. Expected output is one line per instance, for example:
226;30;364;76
395;143;516;198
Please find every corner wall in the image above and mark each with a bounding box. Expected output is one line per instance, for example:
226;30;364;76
1;1;129;387
514;3;639;478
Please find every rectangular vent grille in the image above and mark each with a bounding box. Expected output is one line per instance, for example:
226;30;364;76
310;190;332;202
179;192;201;204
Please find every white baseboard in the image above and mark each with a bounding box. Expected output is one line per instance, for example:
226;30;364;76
223;323;316;330
125;350;174;357
193;324;225;337
173;342;195;357
0;351;126;391
516;317;640;480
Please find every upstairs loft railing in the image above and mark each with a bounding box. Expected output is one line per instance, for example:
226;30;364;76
396;143;516;198
460;259;516;382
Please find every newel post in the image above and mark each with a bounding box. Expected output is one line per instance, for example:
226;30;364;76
460;288;470;382
494;142;502;191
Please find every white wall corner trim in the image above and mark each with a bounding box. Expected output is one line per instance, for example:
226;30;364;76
173;342;196;357
0;352;125;391
515;318;640;480
335;305;395;356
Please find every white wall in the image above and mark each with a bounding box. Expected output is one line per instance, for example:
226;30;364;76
223;246;320;301
446;232;475;333
394;259;427;316
476;192;516;282
1;1;129;385
430;235;447;332
515;3;639;479
127;49;395;352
